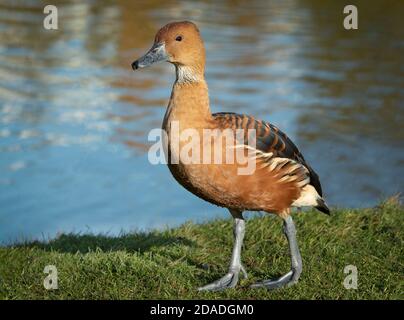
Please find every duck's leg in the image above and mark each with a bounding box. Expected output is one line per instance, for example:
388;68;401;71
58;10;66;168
250;214;302;289
198;209;247;291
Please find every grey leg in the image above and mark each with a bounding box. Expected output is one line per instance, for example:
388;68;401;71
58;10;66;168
198;209;247;291
251;215;302;289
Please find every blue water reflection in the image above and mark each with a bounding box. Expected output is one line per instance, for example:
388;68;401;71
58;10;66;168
0;0;403;243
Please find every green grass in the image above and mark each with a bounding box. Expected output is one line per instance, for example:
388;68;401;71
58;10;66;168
0;197;403;300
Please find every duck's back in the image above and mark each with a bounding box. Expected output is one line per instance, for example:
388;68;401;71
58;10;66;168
212;112;323;197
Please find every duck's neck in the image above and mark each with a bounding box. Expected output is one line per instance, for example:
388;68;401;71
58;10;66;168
163;65;212;128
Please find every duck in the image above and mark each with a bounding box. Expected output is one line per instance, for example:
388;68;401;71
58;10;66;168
131;21;329;291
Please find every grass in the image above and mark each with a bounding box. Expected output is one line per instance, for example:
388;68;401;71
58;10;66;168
0;197;403;300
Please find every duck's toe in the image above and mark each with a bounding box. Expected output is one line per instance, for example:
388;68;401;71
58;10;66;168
197;271;240;292
250;270;297;289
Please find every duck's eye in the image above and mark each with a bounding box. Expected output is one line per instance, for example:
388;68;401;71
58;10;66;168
175;36;183;42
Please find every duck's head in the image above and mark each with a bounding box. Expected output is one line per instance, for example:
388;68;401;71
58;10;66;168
131;21;205;81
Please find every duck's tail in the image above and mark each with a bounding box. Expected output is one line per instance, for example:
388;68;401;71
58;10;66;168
292;184;330;215
315;198;330;215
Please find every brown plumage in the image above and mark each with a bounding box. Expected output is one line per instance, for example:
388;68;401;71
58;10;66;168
132;21;330;291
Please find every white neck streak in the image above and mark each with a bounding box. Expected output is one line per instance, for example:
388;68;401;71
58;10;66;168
175;65;202;84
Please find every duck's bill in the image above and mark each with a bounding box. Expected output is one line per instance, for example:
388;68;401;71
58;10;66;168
131;42;168;70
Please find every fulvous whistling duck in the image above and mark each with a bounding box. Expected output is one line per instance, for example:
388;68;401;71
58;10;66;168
131;21;329;291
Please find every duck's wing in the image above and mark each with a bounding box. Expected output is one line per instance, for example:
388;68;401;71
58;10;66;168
212;112;323;197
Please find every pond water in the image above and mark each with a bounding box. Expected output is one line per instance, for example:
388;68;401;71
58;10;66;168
0;0;403;243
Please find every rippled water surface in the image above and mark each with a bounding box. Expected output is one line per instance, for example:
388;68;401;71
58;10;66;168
0;0;403;243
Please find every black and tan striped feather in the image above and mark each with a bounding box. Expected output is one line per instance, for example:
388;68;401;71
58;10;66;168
212;112;323;197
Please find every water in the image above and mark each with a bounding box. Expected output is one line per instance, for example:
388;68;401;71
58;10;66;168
0;0;403;243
